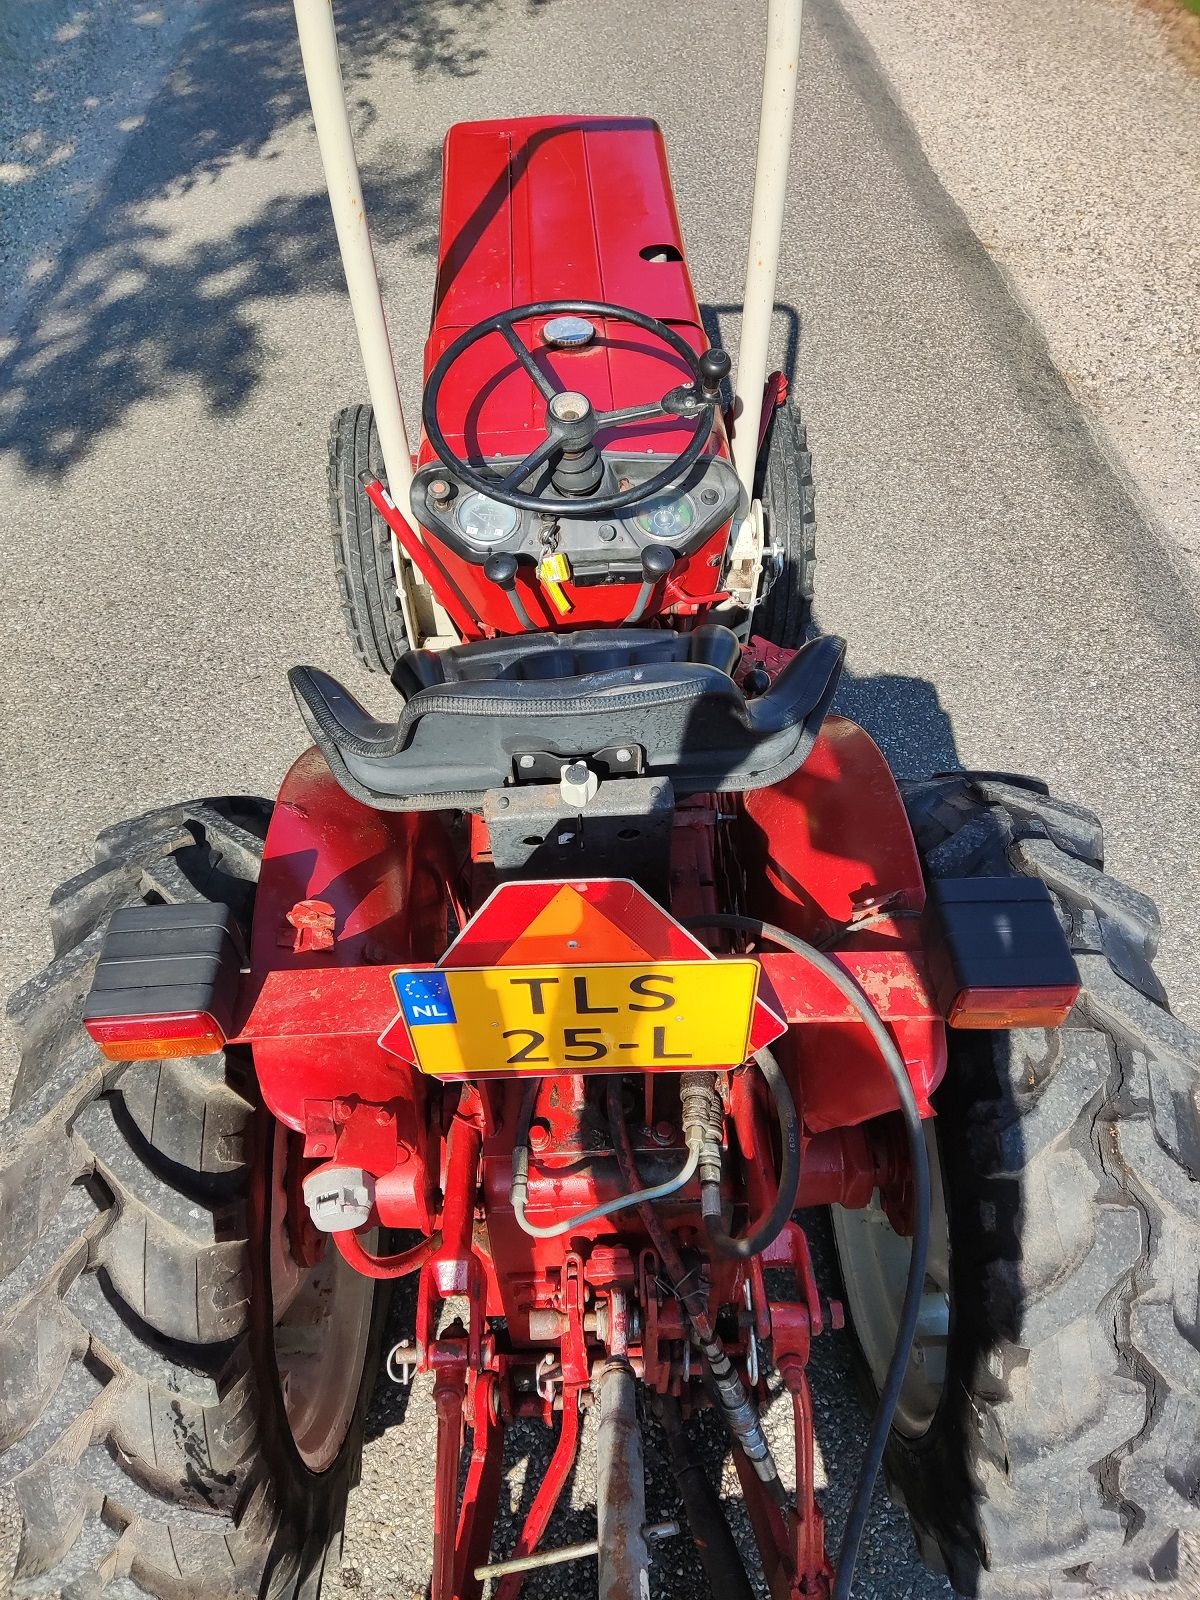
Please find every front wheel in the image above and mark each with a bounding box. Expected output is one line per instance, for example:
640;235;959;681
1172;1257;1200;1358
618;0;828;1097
328;404;411;673
0;800;384;1599
834;774;1200;1596
750;394;816;647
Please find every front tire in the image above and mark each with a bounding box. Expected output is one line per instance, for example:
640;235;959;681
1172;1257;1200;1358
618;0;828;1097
750;394;816;647
1;800;384;1598
328;404;411;674
835;773;1200;1596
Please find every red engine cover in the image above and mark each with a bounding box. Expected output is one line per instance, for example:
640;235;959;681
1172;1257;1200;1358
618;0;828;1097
413;116;733;635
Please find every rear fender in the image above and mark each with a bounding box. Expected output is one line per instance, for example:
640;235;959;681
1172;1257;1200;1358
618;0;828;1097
740;717;946;1130
248;748;457;1216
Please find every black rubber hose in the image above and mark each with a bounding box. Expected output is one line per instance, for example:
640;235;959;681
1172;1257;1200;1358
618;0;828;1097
684;912;932;1600
700;1046;800;1260
657;1396;756;1600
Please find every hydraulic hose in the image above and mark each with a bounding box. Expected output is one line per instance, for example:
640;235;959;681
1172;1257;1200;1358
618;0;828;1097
657;1395;756;1600
684;912;932;1600
510;1080;700;1240
605;1078;788;1509
696;1047;800;1260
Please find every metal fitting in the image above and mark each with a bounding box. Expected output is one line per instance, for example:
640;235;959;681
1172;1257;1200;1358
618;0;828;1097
301;1165;376;1232
680;1071;725;1186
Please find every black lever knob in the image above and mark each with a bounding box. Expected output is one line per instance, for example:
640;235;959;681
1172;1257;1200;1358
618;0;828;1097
698;348;731;396
484;552;519;589
641;544;676;582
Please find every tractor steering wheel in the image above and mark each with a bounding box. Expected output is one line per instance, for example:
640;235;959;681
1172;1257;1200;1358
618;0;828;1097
421;299;730;519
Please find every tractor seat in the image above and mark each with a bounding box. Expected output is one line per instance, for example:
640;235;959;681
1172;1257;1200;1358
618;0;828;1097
290;625;846;812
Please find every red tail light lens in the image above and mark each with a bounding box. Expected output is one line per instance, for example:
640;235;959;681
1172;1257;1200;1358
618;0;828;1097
84;1010;227;1061
947;984;1079;1030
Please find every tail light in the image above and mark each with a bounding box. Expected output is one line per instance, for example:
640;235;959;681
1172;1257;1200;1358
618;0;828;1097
83;903;243;1061
929;878;1080;1030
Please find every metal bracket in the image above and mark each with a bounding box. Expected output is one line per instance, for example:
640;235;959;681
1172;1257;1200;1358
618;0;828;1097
724;497;767;612
483;776;674;893
510;745;644;784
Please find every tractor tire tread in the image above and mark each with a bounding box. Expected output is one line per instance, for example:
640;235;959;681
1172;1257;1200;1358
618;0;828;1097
887;773;1200;1596
327;404;409;674
750;394;816;647
0;799;363;1599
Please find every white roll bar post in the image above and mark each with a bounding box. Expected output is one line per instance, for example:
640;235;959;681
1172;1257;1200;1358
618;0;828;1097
292;0;414;508
731;0;804;502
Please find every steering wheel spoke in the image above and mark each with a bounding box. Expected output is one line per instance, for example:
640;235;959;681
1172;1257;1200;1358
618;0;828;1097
498;431;561;492
498;322;560;403
594;398;671;429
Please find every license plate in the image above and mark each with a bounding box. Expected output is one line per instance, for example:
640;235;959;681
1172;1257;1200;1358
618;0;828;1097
391;959;760;1078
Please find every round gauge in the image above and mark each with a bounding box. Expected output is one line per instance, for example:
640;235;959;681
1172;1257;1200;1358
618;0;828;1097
456;491;521;548
632;493;696;542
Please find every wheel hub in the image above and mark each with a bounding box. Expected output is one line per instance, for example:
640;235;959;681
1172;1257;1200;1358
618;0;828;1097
269;1124;376;1471
830;1124;951;1439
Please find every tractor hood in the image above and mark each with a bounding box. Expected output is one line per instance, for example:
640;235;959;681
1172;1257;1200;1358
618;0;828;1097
417;116;709;466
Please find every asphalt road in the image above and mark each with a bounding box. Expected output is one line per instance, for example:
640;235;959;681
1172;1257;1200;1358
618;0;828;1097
2;1;1199;1597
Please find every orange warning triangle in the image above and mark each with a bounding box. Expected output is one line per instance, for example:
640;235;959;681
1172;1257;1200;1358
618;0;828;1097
493;883;652;966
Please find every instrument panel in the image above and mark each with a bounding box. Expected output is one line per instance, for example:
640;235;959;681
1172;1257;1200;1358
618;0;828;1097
411;452;742;583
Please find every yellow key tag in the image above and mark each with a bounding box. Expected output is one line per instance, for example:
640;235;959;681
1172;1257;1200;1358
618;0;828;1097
537;551;573;615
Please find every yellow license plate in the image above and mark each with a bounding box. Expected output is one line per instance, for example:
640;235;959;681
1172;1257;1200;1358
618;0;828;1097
393;959;760;1078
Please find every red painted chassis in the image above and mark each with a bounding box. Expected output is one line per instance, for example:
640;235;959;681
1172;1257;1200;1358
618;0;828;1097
219;704;952;1599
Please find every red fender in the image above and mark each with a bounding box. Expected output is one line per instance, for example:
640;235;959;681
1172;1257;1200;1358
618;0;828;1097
740;716;947;1130
247;747;458;1228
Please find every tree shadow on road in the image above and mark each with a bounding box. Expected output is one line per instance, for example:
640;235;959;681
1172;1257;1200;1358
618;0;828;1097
0;0;498;476
0;148;443;475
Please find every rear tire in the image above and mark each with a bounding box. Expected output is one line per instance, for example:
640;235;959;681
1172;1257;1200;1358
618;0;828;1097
749;394;815;647
1;800;385;1598
328;404;410;673
838;773;1200;1597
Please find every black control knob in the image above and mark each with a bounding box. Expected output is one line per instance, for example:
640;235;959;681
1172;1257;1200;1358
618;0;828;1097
641;544;676;582
698;348;731;396
484;552;519;589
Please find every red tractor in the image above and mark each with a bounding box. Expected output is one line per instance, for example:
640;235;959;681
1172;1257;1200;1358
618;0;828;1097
3;3;1197;1599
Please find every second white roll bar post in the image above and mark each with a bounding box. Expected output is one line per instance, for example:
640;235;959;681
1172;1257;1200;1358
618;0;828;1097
731;0;805;503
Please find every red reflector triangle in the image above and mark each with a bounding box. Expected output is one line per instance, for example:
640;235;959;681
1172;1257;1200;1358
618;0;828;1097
490;884;653;965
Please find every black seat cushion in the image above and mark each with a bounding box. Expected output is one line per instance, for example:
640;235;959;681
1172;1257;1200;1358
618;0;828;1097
290;631;846;812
